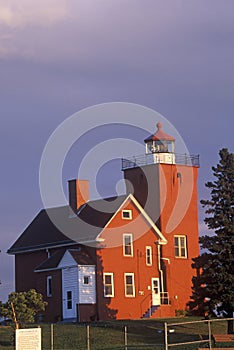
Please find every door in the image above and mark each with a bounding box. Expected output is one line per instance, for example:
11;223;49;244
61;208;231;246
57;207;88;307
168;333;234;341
63;288;76;319
62;266;78;320
151;278;160;305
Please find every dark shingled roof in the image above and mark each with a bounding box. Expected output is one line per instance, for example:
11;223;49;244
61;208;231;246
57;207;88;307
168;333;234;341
34;248;94;272
69;249;95;265
8;195;128;254
34;249;66;271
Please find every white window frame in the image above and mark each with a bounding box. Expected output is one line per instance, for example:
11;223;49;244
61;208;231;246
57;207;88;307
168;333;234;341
103;273;114;297
47;276;52;297
123;234;133;257
124;273;135;297
174;235;187;258
146;246;152;266
121;209;132;220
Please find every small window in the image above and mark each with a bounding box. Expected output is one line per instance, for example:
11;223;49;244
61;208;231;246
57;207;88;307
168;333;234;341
67;291;72;309
47;276;52;297
122;210;132;220
146;246;152;266
103;273;114;297
124;273;135;297
177;172;182;185
123;234;133;256
83;276;90;285
174;235;187;258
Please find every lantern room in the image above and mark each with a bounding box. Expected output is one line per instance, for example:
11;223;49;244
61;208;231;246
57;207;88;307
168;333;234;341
144;122;175;164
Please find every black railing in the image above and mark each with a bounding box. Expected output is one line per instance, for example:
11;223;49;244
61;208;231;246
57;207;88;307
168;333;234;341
122;153;200;170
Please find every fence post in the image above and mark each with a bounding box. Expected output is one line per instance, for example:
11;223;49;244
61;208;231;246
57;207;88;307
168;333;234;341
164;322;168;350
87;325;90;350
124;326;128;350
51;323;54;350
208;320;212;349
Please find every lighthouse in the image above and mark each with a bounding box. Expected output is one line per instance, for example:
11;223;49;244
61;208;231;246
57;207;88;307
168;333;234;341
122;122;200;313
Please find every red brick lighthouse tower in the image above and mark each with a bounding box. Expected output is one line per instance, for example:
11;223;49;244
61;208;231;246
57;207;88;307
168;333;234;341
122;122;200;316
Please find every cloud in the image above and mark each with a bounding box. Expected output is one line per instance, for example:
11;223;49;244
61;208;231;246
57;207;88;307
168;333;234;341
0;0;70;28
0;0;233;74
0;0;71;58
0;5;13;26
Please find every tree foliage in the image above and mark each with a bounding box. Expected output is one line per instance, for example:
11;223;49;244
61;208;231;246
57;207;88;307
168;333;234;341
0;289;47;327
189;149;234;326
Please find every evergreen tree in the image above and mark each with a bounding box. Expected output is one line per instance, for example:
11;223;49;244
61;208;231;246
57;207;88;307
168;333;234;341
189;148;234;333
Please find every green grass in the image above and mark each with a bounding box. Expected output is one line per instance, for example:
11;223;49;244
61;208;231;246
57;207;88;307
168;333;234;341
0;317;232;350
0;326;14;350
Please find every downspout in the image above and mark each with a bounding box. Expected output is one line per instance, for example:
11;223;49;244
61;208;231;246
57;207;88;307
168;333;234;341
157;242;164;302
137;249;141;292
77;266;81;322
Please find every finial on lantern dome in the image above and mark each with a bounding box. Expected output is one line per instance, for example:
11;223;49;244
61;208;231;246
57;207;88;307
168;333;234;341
157;122;162;130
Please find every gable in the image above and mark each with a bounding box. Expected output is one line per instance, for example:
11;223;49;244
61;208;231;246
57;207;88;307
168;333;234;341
58;249;94;268
97;194;167;248
58;250;78;268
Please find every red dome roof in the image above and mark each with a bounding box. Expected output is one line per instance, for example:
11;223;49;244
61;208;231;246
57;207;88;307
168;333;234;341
144;122;175;142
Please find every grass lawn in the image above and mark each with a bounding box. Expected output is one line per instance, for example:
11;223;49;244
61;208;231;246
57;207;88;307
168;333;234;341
0;317;233;350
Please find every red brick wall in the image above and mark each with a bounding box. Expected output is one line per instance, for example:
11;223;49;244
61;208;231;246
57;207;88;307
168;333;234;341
159;164;200;314
35;269;62;322
96;198;161;320
79;304;97;322
15;250;48;292
15;247;75;322
123;163;200;317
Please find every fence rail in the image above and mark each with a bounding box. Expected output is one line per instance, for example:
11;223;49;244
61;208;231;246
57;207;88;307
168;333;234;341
0;317;233;350
164;317;234;350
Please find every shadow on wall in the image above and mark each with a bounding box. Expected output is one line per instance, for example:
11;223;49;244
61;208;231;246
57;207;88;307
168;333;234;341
95;248;118;321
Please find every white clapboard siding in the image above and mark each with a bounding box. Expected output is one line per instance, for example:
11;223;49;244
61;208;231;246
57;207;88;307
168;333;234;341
59;251;96;319
58;250;77;268
78;265;96;304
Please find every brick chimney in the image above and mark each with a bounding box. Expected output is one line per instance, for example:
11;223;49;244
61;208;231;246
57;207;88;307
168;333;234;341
68;179;89;212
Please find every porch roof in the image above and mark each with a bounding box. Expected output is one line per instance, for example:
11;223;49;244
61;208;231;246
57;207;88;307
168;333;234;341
34;249;94;272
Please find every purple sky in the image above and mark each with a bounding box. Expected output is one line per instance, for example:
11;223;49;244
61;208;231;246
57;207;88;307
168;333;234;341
0;1;234;301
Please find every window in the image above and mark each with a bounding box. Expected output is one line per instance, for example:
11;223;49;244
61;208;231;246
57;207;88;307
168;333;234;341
123;234;133;256
83;276;90;285
146;246;152;266
103;273;114;297
67;291;72;309
122;210;132;220
124;273;135;297
47;276;52;297
174;235;187;258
